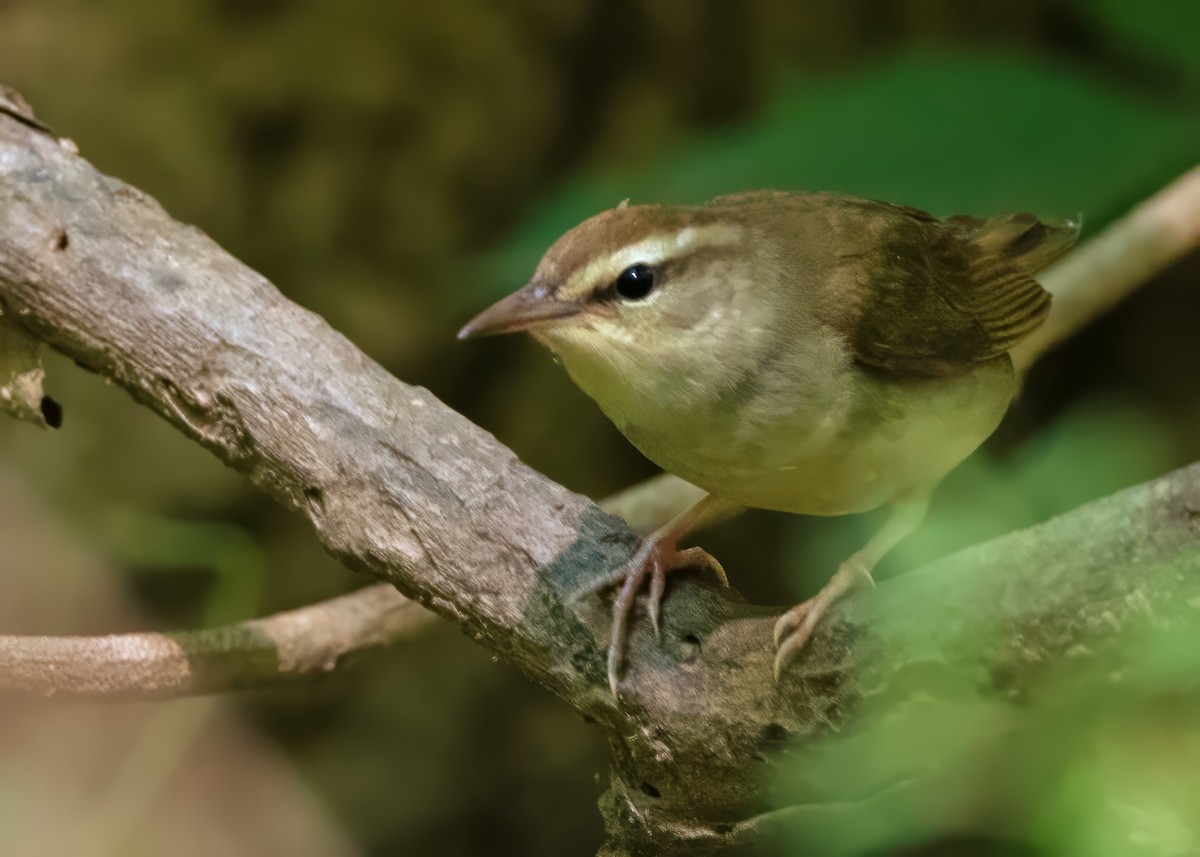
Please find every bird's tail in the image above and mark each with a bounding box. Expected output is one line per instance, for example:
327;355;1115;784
957;212;1082;274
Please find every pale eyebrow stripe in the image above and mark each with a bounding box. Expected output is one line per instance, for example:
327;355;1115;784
559;224;743;299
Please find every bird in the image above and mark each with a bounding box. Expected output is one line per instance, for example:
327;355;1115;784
458;191;1079;696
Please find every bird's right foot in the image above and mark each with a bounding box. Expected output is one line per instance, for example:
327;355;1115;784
585;539;727;697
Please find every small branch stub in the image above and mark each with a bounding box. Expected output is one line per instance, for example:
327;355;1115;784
0;311;57;428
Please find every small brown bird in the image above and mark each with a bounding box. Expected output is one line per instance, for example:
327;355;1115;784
460;191;1078;695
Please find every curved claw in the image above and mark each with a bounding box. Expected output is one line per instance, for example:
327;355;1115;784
772;601;824;681
599;543;728;696
675;546;729;587
772;602;807;651
772;561;875;681
648;560;667;640
606;559;650;696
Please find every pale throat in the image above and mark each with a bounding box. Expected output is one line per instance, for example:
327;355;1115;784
542;306;762;438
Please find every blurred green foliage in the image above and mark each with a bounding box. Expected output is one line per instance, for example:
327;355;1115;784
1091;0;1200;82
0;1;1198;855
482;52;1197;298
771;619;1200;856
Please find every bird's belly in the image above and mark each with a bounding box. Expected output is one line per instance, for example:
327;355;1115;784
622;359;1015;516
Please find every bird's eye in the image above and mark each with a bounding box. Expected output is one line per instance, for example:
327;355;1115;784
614;263;655;301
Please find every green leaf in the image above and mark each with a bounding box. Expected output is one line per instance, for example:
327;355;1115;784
473;51;1198;301
1090;0;1200;80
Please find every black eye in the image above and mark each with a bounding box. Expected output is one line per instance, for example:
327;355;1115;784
614;263;655;301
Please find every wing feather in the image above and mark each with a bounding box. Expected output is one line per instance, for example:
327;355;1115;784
841;202;1079;377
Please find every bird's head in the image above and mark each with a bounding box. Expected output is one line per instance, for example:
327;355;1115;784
459;201;773;415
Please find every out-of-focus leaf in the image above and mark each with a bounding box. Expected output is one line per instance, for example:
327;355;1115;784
773;621;1200;857
478;52;1198;298
1090;0;1200;80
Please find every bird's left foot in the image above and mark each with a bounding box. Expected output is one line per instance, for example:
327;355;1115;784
772;560;874;680
586;540;727;697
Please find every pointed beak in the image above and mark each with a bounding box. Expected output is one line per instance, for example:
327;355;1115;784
457;283;582;340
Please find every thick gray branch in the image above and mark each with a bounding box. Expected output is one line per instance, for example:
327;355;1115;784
1;93;1198;855
0;102;642;713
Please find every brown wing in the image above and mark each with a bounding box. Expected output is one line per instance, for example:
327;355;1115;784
838;200;1078;377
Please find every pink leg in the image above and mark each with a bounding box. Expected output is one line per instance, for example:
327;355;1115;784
590;494;738;697
773;492;930;680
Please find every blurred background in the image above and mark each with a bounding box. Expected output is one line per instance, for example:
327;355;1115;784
0;1;1197;855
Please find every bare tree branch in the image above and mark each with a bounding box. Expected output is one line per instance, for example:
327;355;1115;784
0;93;1197;854
0;585;435;699
0;481;683;701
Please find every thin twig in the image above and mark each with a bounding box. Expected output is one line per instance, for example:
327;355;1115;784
0;585;435;699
